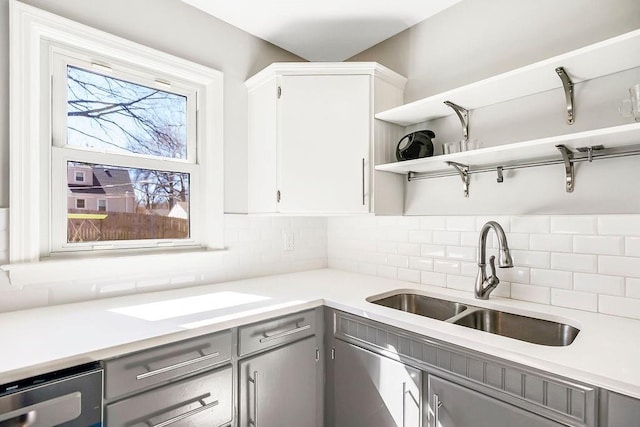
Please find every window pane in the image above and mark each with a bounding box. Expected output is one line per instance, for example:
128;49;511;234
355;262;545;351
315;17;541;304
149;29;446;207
67;162;190;243
66;66;188;160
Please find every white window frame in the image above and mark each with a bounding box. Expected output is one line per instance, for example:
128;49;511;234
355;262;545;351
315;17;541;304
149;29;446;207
74;171;85;183
10;1;224;263
97;199;107;212
75;198;86;209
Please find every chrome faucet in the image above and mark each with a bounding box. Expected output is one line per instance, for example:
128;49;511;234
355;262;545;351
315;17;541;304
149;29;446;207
475;221;513;300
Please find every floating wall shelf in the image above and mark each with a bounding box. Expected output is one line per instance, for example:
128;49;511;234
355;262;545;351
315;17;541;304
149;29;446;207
375;29;640;127
375;123;640;176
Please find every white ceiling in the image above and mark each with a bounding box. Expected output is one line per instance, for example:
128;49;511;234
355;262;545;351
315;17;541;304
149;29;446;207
182;0;464;61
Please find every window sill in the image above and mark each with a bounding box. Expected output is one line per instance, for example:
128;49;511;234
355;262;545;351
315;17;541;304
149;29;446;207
1;248;228;289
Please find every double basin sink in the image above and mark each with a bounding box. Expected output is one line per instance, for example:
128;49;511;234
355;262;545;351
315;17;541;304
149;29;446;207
368;292;579;346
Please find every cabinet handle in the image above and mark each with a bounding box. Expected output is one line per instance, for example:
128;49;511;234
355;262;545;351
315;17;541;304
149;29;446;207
402;382;406;427
136;352;220;380
432;393;442;427
361;158;365;206
259;324;311;343
151;400;219;427
249;371;259;426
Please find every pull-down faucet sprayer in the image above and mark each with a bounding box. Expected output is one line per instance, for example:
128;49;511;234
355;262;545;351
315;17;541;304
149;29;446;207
475;221;513;300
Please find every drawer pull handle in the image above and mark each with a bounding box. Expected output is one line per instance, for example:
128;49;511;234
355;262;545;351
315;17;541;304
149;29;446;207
151;400;219;427
136;352;220;380
249;371;259;426
432;393;442;427
259;324;311;343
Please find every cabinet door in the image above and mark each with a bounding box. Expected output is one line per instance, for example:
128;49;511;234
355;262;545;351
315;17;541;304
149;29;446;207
329;339;421;427
601;390;640;426
239;336;320;427
427;375;564;427
278;74;370;213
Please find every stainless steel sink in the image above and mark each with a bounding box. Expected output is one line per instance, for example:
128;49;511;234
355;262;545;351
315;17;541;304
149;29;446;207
369;293;468;321
453;309;579;347
368;292;580;346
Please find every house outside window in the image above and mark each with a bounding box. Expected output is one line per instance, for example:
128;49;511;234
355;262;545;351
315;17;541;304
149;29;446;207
10;2;224;263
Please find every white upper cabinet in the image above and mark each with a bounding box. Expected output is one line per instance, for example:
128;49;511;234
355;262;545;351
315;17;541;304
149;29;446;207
246;63;406;215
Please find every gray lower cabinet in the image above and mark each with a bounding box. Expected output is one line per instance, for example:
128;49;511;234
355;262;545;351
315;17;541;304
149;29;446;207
427;375;563;427
106;366;233;427
238;336;320;427
103;330;233;427
600;390;640;426
327;338;421;427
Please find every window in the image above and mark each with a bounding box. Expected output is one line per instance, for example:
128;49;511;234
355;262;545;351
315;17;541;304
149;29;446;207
10;2;224;263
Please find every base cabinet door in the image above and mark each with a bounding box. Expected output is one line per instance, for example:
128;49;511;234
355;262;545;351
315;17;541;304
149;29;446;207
329;339;421;427
239;336;320;427
427;375;564;427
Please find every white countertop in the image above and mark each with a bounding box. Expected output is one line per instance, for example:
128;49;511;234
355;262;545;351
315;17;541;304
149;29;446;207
1;269;639;399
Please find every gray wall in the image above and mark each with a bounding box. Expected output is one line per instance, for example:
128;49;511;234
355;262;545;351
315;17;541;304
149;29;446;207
0;0;302;213
351;0;640;102
350;0;640;215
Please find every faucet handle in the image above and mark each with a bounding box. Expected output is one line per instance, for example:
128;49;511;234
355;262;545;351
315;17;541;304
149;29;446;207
489;255;497;277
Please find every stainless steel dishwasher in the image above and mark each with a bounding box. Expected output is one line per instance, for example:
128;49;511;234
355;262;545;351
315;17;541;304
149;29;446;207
0;363;102;427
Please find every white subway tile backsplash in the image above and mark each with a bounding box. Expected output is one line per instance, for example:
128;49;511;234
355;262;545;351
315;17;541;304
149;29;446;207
599;256;640;278
626;278;640;299
499;267;530;284
511;216;549;233
421;216;447;230
530;269;572;289
551;289;598;312
599;295;640;320
446;246;475;261
529;234;573;252
409;230;433;244
511;283;550;304
387;254;409;269
550;216;597;235
500;233;529;250
421;244;446;258
398;268;420;283
511;250;550;269
461;262;478;277
358;262;378;276
446;216;476;231
598;215;640;236
409;257;434;271
433;231;460;246
398;242;421;256
377;265;398;279
625;237;640;257
476;216;511;232
446;274;474;292
550;253;597;273
421;271;447;287
434;259;461;274
388;229;409;242
574;273;624;295
378;240;398;254
460;232;478;247
326;214;640;321
573;236;624;255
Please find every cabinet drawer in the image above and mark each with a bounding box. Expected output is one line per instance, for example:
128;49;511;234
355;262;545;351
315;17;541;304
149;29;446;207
238;309;316;357
106;366;232;427
104;330;231;400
